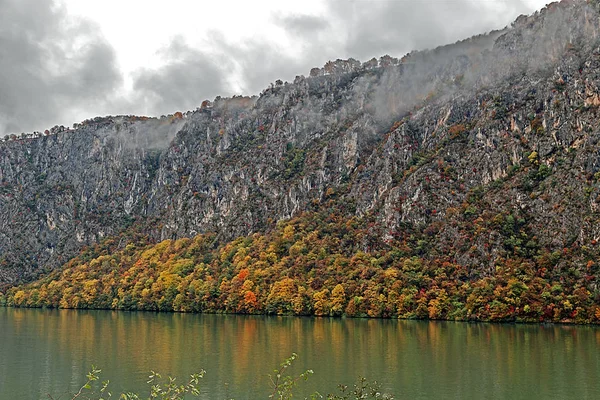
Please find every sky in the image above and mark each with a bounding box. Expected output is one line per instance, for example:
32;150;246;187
0;0;549;135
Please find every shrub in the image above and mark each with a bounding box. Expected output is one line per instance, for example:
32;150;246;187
54;354;395;400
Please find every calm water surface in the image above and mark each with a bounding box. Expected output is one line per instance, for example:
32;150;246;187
1;308;599;399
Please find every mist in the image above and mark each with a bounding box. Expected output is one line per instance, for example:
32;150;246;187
0;0;549;135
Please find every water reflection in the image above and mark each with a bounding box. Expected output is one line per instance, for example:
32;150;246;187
1;308;599;399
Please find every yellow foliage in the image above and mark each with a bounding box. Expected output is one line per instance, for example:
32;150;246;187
330;284;346;316
282;225;295;241
313;289;330;316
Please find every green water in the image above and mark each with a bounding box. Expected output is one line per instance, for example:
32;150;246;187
1;308;599;399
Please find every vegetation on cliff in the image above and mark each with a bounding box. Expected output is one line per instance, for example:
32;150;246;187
2;0;600;323
3;189;600;323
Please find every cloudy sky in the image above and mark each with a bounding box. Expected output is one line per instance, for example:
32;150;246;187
0;0;548;135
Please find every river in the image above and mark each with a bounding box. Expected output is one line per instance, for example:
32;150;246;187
1;308;599;399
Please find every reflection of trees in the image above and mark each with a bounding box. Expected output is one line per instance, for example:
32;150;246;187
1;310;600;399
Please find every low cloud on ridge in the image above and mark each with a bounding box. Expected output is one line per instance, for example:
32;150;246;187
0;0;541;134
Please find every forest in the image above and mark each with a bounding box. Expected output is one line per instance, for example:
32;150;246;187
2;194;599;324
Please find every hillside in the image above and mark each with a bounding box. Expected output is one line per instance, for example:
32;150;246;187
3;204;599;323
2;0;600;321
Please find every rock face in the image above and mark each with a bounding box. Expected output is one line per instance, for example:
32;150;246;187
1;0;600;283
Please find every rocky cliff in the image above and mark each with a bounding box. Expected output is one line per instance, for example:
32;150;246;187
1;0;600;286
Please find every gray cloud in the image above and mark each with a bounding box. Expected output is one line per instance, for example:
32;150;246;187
0;0;545;133
111;0;544;116
134;0;538;111
252;0;539;90
278;14;330;37
0;0;122;134
326;0;537;61
131;31;321;110
131;37;233;116
213;36;302;95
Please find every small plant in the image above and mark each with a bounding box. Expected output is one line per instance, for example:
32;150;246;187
268;353;316;400
47;366;111;400
527;151;539;165
326;377;395;399
121;370;204;399
49;367;204;400
530;117;545;134
448;124;466;139
53;355;395;400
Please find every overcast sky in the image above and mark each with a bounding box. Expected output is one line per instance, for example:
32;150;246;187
0;0;548;135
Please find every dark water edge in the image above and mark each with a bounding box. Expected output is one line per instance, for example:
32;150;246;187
1;307;600;399
4;303;600;326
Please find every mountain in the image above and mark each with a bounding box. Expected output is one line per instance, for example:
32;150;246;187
2;0;600;322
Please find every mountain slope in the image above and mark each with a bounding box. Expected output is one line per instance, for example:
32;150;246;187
1;0;600;321
2;201;599;323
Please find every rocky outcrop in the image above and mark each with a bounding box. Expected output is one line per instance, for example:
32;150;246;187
1;0;600;283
